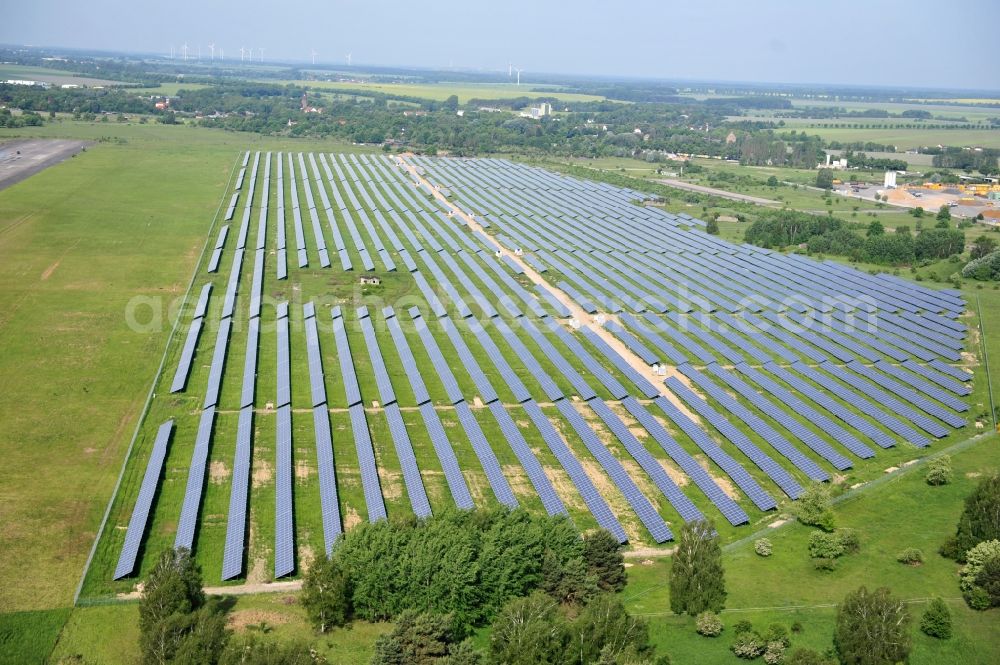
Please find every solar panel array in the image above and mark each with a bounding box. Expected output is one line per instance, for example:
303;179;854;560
113;150;978;583
113;420;173;579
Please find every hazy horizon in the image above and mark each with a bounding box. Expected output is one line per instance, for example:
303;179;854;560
4;0;999;91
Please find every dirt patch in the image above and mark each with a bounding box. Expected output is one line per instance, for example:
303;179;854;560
543;466;587;512
245;517;269;585
40;260;61;281
502;464;534;498
832;473;847;485
579;458;642;544
695;455;738;499
344;505;363;530
227;610;291;632
209;460;230;484
252;459;274;488
295;458;312;480
657;458;689;487
884;466;899;474
966;471;982;478
516;420;531;428
624;546;674;559
768;518;792;528
379;468;404;500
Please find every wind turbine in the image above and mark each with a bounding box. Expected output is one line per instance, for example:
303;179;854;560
345;52;352;66
197;44;201;60
208;43;215;60
170;44;175;59
219;46;224;61
515;68;523;86
259;48;265;63
240;46;246;63
311;48;317;65
508;63;512;77
182;42;188;61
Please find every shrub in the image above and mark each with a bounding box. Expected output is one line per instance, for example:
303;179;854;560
755;538;773;557
784;648;832;665
764;641;786;665
813;557;838;572
808;531;844;560
974;553;1000;608
696;611;724;637
920;597;952;639
795;486;835;532
837;529;860;555
733;619;754;635
896;548;924;565
959;540;1000;593
965;586;992;611
732;631;766;659
926;456;953;486
790;621;803;634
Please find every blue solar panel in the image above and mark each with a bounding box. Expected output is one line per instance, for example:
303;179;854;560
588;397;704;525
358;308;397;406
534;284;571;317
903;359;972;396
762;362;894;449
486;401;566;516
222;406;253;580
175;407;216;550
578;327;660;399
454;401;518;508
384;404;432;518
521;399;627;543
170;318;204;394
304;314;328;408
274;405;294;577
239;317;259;409
546;321;628;400
203;318;232;409
410;308;464;403
519;317;598;401
492;317;563;401
556;400;672;542
734;363;874;460
620;397;747;525
677;364;828;483
467;319;533;403
602;320;661;365
929;359;973;383
331;308;363;408
419;401;475;509
349;404;388;521
865;361;967;419
705;363;853;470
439;317;499;404
313;405;343;555
114;420;173;579
384;308;432;406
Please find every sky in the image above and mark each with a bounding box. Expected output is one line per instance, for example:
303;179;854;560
4;0;999;91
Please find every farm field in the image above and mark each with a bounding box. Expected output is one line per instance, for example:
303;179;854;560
0;64;125;88
289;79;606;103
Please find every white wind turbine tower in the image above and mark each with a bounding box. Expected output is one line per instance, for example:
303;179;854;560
219;46;224;61
240;46;246;63
259;48;265;63
182;42;188;61
170;44;175;59
515;67;523;86
208;43;215;60
345;52;352;66
508;63;512;77
311;49;318;65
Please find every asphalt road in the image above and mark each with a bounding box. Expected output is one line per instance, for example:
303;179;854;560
0;138;91;192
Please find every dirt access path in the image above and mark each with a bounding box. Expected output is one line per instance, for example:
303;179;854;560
396;154;698;419
0;139;91;192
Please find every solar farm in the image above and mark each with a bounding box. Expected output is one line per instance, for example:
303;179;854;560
86;150;973;591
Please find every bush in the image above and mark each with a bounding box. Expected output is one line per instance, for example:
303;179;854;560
896;548;924;565
959;540;1000;593
764;641;786;665
763;624;790;647
837;530;860;555
754;538;773;557
733;619;754;635
784;648;832;665
920;597;952;639
732;631;766;659
696;611;724;637
926;456;953;486
796;487;835;532
790;621;803;634
813;557;838;572
974;553;1000;608
808;531;844;560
